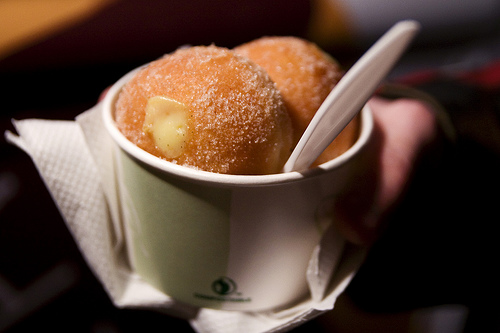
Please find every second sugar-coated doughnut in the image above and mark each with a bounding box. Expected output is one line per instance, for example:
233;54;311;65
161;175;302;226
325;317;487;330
235;36;360;166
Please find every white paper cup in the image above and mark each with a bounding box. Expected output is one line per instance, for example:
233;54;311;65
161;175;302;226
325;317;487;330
102;68;374;311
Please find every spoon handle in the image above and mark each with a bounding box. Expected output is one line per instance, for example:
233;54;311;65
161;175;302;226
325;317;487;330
283;20;420;173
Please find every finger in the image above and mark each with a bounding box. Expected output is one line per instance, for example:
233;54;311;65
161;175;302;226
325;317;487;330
333;97;438;245
370;97;437;210
98;86;111;102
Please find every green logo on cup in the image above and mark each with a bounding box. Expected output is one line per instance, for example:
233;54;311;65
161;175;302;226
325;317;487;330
211;276;237;295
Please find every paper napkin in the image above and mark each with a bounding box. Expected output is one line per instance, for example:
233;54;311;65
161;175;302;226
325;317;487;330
5;102;364;333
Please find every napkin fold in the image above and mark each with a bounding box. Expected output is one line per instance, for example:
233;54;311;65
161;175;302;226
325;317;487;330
5;103;365;333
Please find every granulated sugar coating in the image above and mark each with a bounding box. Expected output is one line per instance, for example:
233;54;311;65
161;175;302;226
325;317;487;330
235;37;360;166
115;45;293;175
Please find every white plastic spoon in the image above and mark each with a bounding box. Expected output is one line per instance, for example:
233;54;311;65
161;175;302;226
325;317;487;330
283;20;421;173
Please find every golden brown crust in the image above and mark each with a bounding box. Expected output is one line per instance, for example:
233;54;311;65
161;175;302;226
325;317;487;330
234;36;359;166
115;45;293;175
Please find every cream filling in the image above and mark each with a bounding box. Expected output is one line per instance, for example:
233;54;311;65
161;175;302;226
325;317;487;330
143;96;189;159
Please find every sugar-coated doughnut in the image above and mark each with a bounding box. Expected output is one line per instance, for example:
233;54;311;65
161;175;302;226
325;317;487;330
115;45;293;175
235;36;360;166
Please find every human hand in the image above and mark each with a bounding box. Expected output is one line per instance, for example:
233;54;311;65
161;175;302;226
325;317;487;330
333;97;438;246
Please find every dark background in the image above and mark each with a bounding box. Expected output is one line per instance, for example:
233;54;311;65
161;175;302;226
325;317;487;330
1;1;500;332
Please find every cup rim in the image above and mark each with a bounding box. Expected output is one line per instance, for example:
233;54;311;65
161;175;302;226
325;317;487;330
102;66;374;187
